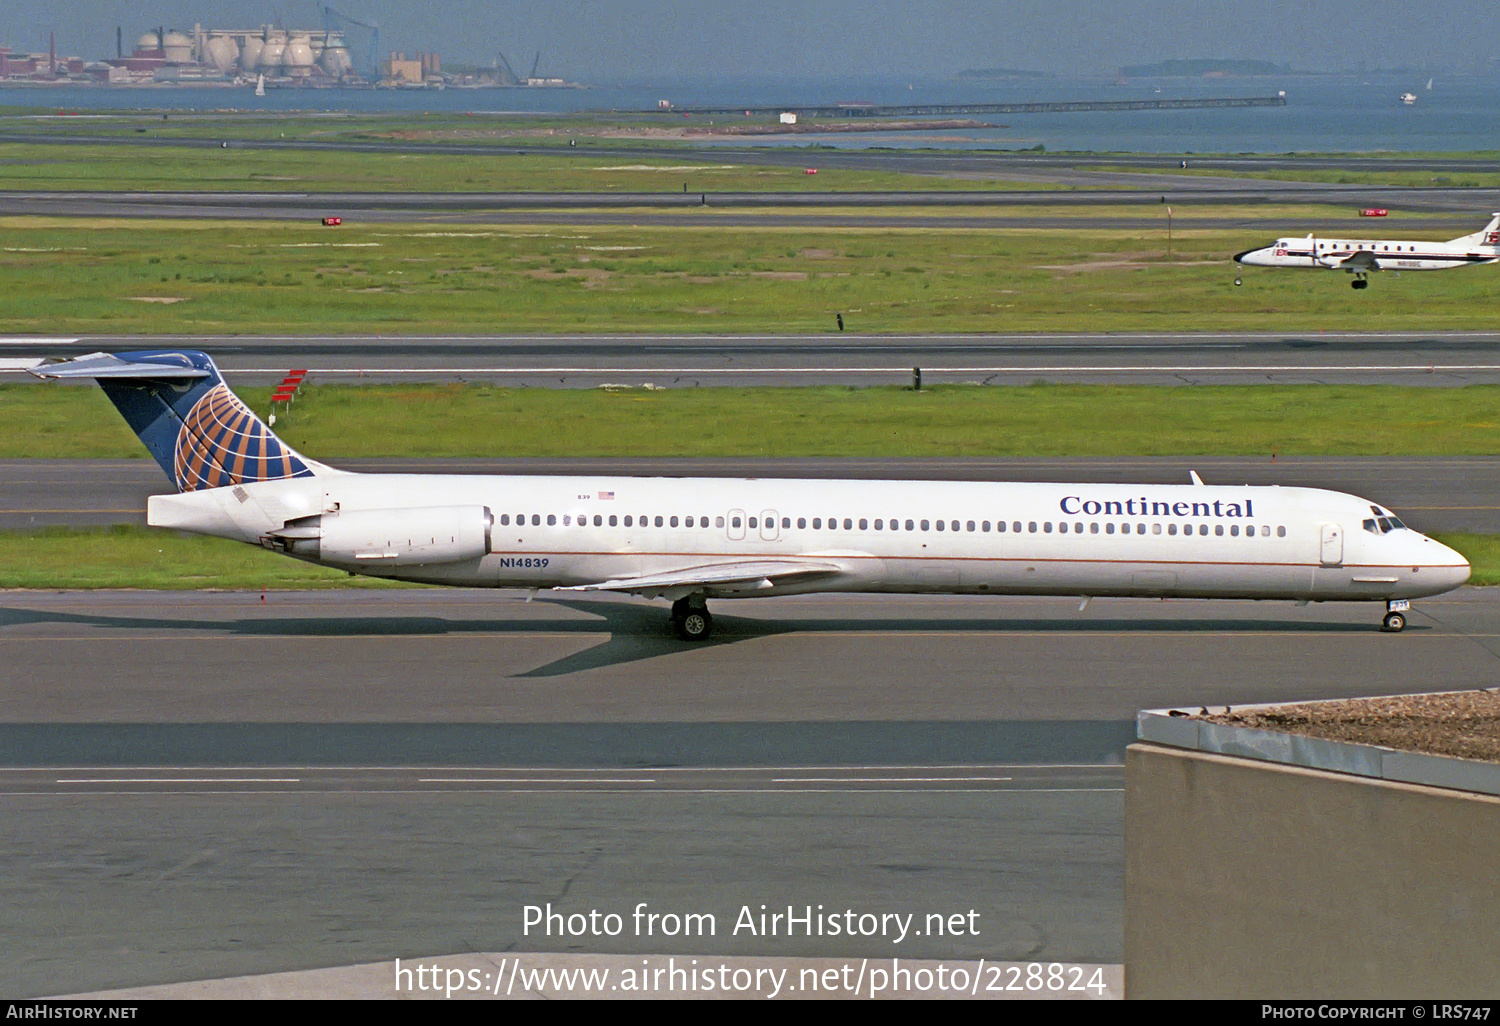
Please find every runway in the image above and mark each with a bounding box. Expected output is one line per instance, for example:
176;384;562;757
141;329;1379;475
7;331;1500;386
4;456;1495;532
1;190;1494;228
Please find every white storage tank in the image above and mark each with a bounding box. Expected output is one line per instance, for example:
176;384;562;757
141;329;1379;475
162;30;193;64
205;34;239;73
320;33;353;78
282;33;315;75
258;31;286;72
239;32;263;72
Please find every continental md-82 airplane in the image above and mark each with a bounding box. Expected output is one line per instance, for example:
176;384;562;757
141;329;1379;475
1234;212;1500;289
33;350;1470;639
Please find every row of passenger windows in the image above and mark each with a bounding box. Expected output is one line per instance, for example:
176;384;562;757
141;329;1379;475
1321;243;1422;253
499;511;1287;538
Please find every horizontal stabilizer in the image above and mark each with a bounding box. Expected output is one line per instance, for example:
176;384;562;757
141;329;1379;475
29;351;209;381
563;558;843;595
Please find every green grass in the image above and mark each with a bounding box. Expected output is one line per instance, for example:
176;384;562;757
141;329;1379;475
0;140;1054;193
7;381;1500;459
0;525;404;589
3;217;1500;335
1434;534;1500;587
1;525;1491;590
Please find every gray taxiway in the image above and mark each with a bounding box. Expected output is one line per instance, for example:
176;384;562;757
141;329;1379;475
8;331;1500;387
3;587;1497;996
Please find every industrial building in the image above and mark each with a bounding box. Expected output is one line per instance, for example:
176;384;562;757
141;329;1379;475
0;16;579;90
0;37;87;81
107;25;360;84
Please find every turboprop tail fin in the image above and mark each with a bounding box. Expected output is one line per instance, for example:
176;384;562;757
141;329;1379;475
1449;212;1500;249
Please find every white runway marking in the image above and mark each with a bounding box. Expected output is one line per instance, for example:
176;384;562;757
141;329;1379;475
223;364;1500;376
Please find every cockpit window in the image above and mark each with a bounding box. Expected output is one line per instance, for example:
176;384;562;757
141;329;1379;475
1365;516;1408;535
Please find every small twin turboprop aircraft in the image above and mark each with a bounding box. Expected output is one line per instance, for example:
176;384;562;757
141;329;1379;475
1234;212;1500;289
32;350;1470;638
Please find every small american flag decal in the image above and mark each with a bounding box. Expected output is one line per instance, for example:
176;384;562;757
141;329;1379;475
598;491;615;500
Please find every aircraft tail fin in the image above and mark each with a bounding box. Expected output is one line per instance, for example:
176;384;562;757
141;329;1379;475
30;350;323;492
1449;212;1500;249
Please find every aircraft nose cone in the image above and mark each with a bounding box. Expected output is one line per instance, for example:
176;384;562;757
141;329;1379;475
1233;248;1255;263
1429;539;1471;591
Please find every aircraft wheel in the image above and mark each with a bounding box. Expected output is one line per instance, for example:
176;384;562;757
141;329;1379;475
1352;278;1368;290
1234;277;1242;286
1381;611;1406;633
674;608;713;641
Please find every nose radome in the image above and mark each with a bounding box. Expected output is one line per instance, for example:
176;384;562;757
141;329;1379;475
1427;537;1472;588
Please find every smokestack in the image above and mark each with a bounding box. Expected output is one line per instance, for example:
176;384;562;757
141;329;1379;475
49;32;55;76
117;26;122;58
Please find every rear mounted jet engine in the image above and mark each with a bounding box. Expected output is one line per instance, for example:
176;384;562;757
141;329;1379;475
268;506;493;567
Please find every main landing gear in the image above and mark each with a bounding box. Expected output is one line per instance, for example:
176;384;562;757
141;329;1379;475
671;596;714;641
1381;599;1410;633
1350;273;1369;290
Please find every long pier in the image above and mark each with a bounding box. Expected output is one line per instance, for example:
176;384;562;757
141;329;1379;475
623;96;1287;117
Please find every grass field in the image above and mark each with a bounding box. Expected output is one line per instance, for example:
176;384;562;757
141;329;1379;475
0;525;1491;590
0;140;1062;193
7;381;1500;459
3;216;1499;335
1;109;965;150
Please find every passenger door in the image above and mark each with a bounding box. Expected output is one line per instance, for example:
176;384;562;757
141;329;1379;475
1320;523;1344;567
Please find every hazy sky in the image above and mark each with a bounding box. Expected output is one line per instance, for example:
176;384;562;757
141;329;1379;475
1;2;1495;79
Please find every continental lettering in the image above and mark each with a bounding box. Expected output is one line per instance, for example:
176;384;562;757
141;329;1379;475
1060;496;1255;518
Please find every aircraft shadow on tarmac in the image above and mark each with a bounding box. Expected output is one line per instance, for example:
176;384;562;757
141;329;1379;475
1;599;1399;678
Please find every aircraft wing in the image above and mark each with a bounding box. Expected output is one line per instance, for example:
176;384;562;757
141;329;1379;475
563;558;844;598
1335;250;1381;270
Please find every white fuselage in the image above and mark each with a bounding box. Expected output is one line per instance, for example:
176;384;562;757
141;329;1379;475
1235;234;1498;272
147;473;1471;605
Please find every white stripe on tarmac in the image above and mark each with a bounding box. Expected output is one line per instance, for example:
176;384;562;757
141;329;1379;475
221;364;1500;375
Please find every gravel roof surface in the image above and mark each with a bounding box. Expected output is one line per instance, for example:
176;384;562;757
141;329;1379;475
1202;690;1500;763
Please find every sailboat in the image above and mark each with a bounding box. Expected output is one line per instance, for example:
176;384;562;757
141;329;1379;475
254;74;265;97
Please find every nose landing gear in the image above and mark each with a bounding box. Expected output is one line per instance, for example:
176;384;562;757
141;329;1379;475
1381;599;1410;632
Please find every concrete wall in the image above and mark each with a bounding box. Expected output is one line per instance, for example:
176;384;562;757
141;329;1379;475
1126;741;1500;998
